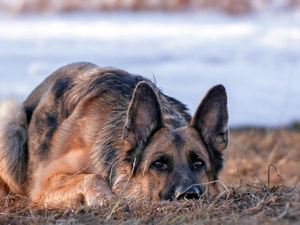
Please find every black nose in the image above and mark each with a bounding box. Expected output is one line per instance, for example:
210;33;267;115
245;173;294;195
175;186;200;200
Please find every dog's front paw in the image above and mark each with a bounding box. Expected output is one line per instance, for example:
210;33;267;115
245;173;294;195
83;174;114;208
85;188;113;208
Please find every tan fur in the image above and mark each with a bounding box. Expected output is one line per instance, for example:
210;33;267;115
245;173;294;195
27;108;113;207
0;98;27;195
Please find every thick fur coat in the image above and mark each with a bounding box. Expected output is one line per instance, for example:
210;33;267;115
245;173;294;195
0;62;229;207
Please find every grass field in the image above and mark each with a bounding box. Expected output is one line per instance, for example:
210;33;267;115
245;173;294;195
0;127;299;224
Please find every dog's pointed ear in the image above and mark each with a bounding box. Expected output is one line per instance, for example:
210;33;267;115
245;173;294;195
123;81;164;154
191;85;229;152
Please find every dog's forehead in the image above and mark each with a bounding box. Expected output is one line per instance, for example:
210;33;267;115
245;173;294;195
172;127;203;147
149;126;209;160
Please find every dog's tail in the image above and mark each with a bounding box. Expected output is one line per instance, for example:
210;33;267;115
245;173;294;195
0;98;28;195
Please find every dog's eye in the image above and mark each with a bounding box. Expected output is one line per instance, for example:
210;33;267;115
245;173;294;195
152;160;166;170
193;160;205;169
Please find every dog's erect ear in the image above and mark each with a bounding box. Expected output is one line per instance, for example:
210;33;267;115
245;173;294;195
123;81;164;154
191;85;229;152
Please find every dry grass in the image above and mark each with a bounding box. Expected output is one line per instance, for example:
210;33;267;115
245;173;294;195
1;128;300;224
1;0;300;15
221;128;300;187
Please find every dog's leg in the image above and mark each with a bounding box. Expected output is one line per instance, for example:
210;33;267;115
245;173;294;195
31;174;112;208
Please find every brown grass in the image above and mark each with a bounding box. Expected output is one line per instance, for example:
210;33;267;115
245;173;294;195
221;128;300;187
1;128;300;224
1;0;300;15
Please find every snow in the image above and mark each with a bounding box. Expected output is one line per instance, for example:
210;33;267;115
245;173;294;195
0;11;299;127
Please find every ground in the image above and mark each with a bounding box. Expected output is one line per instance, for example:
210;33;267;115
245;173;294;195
222;127;300;188
0;128;299;224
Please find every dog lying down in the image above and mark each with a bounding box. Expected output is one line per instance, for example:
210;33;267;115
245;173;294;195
0;62;229;207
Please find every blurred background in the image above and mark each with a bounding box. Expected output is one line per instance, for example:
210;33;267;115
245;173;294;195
0;0;299;128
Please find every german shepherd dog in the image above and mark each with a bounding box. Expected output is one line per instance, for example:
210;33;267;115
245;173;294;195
0;62;229;207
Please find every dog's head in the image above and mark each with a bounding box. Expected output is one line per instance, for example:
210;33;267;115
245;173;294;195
121;82;228;200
